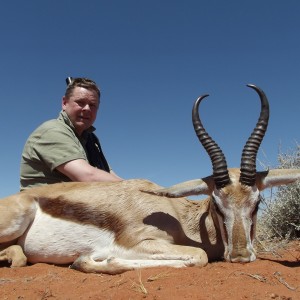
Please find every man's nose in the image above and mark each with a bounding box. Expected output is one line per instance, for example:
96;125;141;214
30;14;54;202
82;104;91;111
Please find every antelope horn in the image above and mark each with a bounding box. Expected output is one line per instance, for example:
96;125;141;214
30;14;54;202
192;95;230;189
240;84;270;186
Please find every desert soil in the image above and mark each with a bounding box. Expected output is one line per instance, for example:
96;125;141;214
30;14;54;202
0;242;299;300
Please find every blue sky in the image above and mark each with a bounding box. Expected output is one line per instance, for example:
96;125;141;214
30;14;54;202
1;0;299;198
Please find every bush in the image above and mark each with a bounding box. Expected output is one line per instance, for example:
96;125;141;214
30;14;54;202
257;144;300;244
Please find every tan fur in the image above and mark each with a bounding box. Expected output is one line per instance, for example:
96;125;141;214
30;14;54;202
0;168;299;273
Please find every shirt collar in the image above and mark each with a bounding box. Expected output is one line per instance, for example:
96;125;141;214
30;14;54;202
58;110;96;137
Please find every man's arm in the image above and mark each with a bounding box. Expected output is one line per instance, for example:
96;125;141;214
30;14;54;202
56;159;123;182
109;169;123;181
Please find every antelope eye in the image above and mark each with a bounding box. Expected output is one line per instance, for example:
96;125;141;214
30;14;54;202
212;196;216;205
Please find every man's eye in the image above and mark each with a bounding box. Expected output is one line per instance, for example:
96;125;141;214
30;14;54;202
76;101;84;107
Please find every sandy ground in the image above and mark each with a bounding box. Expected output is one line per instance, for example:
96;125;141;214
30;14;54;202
0;242;299;300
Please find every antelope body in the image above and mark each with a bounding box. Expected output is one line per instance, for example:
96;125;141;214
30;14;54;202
1;85;299;274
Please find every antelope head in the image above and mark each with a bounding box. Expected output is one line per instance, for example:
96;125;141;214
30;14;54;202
155;84;300;263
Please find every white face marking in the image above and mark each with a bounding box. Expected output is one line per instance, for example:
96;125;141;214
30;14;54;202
212;184;260;262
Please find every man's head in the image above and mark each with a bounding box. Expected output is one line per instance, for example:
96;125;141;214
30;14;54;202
62;77;101;136
65;77;100;99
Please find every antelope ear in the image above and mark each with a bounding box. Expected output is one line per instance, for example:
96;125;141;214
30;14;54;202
256;169;300;191
148;176;215;198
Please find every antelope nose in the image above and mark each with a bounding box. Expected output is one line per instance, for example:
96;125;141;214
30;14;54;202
230;255;251;263
230;249;256;263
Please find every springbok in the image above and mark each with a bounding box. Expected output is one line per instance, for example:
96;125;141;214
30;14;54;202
1;85;299;274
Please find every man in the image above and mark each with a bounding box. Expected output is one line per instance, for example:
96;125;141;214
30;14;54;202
20;77;122;190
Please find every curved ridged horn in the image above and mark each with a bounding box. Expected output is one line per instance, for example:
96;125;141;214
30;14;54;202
192;95;230;189
240;84;270;186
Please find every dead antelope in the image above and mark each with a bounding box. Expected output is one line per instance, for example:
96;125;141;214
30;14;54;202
1;85;299;274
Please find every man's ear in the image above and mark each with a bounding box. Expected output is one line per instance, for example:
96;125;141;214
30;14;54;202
62;96;67;110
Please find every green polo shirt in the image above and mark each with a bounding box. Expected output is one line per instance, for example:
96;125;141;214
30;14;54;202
20;111;91;190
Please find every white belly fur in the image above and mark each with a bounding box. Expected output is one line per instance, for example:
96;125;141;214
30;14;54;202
18;207;116;264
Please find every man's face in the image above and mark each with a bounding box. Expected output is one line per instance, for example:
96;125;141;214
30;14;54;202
62;87;99;136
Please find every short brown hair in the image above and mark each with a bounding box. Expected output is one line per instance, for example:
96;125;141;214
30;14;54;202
65;77;101;99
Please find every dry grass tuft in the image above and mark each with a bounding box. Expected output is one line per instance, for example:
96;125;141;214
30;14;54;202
256;143;300;254
147;271;172;282
131;269;148;295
